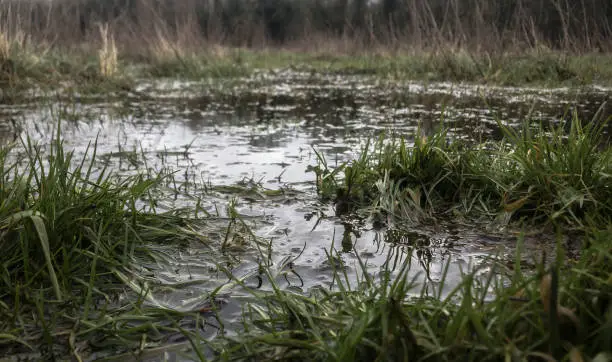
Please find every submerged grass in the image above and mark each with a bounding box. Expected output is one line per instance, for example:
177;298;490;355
312;114;612;230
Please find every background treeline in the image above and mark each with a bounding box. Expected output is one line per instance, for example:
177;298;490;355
1;0;611;53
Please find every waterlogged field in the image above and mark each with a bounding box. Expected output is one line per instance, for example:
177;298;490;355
0;72;610;361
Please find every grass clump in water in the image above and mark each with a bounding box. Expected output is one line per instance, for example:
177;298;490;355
0;122;226;359
312;115;612;229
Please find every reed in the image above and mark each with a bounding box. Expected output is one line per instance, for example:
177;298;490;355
98;23;118;77
0;0;610;91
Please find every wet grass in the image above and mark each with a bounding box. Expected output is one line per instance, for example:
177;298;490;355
311;114;612;230
205;225;612;361
0;121;259;359
200;114;612;361
0;105;610;359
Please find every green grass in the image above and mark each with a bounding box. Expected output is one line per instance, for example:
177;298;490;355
201;226;612;361
0;103;610;360
0;120;259;359
311;115;612;230
196;111;612;360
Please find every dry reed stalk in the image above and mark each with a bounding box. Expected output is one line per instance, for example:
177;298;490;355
540;273;580;327
0;31;9;62
150;31;182;62
1;0;612;57
98;23;117;77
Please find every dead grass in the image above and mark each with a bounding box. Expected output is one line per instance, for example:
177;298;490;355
0;0;610;88
0;31;9;62
98;23;117;77
1;0;611;55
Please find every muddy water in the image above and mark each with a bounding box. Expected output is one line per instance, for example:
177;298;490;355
1;72;610;359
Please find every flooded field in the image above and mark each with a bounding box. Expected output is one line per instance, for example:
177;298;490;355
1;72;610;360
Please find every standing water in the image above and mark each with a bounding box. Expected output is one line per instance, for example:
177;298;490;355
1;71;610;360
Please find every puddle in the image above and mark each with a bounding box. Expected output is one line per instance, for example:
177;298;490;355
1;72;609;359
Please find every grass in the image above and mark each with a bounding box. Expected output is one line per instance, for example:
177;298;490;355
2;37;612;99
194;112;611;361
0;115;608;360
1;0;612;95
310;114;612;230
0;120;263;360
98;23;118;78
66;48;612;86
0;29;133;98
198;225;612;361
0;82;610;360
241;49;612;86
176;114;611;361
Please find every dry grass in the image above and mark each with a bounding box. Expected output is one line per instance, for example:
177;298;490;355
1;0;611;56
0;26;28;62
0;31;9;62
149;31;183;63
0;0;610;87
98;23;117;77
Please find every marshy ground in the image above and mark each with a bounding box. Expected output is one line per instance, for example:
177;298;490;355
1;67;611;361
1;1;611;358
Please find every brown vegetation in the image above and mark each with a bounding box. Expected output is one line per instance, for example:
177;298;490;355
0;0;611;57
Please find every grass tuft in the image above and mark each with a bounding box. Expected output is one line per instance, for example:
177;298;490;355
311;116;612;229
0;120;238;359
